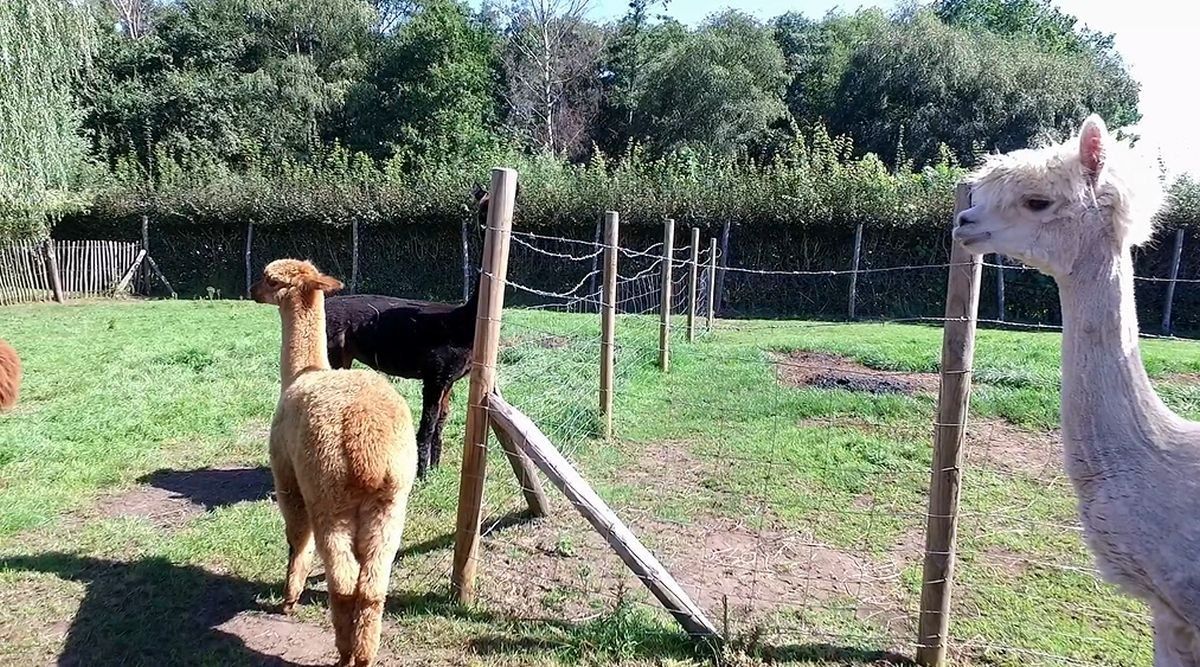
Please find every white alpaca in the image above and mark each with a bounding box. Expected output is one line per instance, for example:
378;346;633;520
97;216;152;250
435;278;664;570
954;115;1200;665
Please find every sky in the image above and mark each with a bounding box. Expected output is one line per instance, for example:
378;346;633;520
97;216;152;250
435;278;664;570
481;0;1200;177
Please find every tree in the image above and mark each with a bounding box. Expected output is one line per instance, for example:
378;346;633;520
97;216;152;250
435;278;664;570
499;0;605;158
635;11;787;155
933;0;1140;129
829;10;1139;167
81;0;376;171
341;0;501;167
0;0;98;233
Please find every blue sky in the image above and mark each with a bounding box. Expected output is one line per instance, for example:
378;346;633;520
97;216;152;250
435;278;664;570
477;0;1200;177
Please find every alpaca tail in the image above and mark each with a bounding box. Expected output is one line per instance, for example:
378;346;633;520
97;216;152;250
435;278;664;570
0;339;21;411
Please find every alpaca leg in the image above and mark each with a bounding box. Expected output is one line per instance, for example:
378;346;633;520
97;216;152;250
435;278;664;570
350;496;409;666
315;519;361;666
429;385;453;469
278;492;314;612
271;459;315;613
1153;608;1200;667
415;381;442;478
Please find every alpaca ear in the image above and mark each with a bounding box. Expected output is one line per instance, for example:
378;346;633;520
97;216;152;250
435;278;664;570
1079;114;1108;184
471;182;486;203
312;274;343;294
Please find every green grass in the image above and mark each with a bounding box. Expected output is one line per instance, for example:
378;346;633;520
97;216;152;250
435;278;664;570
3;301;1199;664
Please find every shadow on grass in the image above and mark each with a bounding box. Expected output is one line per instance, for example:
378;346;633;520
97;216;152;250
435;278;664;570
2;550;912;666
0;552;308;666
138;466;273;511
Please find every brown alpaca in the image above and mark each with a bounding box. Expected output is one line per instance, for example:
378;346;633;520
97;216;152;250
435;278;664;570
0;339;20;410
252;259;417;667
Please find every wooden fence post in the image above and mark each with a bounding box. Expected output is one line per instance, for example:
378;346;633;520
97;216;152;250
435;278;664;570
43;239;64;303
244;223;254;298
141;215;150;293
707;237;717;330
995;254;1006;322
1163;227;1185;335
916;183;981;667
589;216;603;310
452;167;518;605
461;219;472;303
687;227;700;342
715;221;730;316
600;211;619;440
350;218;360;295
848;222;864;320
659;219;675;371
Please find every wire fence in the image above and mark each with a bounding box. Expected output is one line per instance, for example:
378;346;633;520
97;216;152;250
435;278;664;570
442;217;1167;667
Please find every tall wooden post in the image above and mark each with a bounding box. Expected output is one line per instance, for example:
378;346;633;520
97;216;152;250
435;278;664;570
461;220;472;302
43;239;64;303
452;167;518;605
599;211;619;440
140;215;150;293
244;223;254;298
707;237;717;330
1162;228;1185;335
350;219;360;295
687;227;700;342
916;184;980;666
715;221;730;316
848;223;863;320
658;219;675;371
995;254;1006;322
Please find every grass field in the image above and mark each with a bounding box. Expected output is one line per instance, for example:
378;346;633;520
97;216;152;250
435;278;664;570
3;299;1200;665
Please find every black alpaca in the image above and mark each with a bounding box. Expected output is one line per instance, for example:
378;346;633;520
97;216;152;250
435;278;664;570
323;183;504;479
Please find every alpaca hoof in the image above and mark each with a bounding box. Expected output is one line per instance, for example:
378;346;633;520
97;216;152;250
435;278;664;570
282;600;298;615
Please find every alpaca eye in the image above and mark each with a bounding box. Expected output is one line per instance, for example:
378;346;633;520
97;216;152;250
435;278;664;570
1025;198;1052;212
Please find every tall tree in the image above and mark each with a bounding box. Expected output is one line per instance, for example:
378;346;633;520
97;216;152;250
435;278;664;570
499;0;604;158
0;0;98;233
591;0;677;154
342;0;501;166
635;11;787;155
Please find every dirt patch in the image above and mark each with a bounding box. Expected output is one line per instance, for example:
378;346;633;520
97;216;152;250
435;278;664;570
213;612;338;666
963;421;1062;478
93;466;272;530
773;351;939;396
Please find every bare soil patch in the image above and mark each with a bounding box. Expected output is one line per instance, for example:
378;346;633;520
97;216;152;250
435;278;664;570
213;612;337;667
962;421;1062;479
92;466;272;530
774;352;939;396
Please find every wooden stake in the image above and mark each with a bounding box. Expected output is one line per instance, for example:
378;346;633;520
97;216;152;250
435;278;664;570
715;221;730;316
600;211;619;440
488;393;720;640
707;237;717;330
687;227;699;342
44;238;64;303
115;249;147;295
141;215;150;294
1163;227;1185;335
245;223;254;298
659;219;675;371
452;167;518;605
489;419;549;518
350;218;360;295
848;222;863;320
995;254;1006;322
461;219;472;302
916;184;980;667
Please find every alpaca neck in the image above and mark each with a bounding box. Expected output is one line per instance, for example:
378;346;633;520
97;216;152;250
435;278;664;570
1056;245;1178;464
278;291;331;387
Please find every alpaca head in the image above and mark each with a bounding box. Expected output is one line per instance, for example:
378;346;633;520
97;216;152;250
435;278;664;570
954;115;1165;277
471;180;521;228
251;259;343;306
